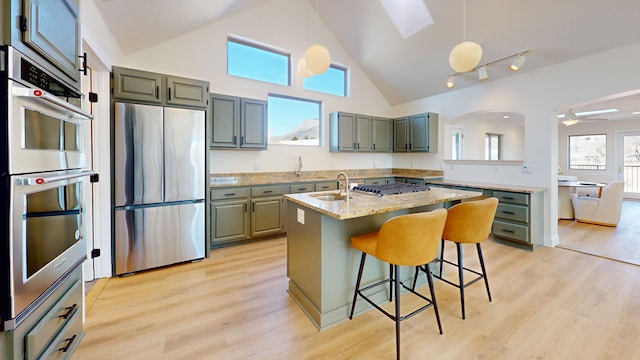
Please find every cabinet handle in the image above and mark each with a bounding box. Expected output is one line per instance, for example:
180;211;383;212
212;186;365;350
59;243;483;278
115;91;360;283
252;203;255;212
319;186;329;189
357;142;360;149
233;135;237;144
405;144;408;150
244;203;247;212
241;136;244;145
501;229;515;233
58;304;77;320
353;142;356;149
501;211;515;215
409;143;412;150
168;87;171;101
58;334;77;353
263;190;273;194
224;193;236;197
373;144;376;150
297;188;307;191
502;196;515;200
155;86;159;99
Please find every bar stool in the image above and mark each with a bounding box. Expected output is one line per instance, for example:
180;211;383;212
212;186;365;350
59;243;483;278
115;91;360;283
348;208;447;360
414;197;498;319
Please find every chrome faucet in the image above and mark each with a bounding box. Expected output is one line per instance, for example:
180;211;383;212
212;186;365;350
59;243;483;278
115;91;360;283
295;155;303;177
337;172;349;198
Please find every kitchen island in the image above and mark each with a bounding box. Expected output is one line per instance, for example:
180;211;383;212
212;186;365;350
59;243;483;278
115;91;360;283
284;186;482;330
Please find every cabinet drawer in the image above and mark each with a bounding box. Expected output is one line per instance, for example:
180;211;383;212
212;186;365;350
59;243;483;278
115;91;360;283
493;220;529;244
364;177;389;185
25;279;82;360
315;181;338;191
289;183;314;193
211;187;249;200
37;309;83;360
493;191;529;205
251;185;286;197
495;203;529;223
405;178;424;185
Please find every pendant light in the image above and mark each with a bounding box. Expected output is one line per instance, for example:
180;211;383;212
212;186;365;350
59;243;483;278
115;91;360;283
299;0;331;76
449;0;482;73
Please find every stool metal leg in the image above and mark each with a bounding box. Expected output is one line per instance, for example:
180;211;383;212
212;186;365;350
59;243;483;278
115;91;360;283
393;264;401;360
349;252;367;319
476;243;492;302
425;265;443;334
389;264;394;302
456;242;466;319
439;238;445;276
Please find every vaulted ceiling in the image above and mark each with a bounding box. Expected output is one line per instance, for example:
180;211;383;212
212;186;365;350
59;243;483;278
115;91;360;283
94;0;640;117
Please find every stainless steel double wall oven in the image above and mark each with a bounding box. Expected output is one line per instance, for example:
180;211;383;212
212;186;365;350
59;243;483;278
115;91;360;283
0;45;93;330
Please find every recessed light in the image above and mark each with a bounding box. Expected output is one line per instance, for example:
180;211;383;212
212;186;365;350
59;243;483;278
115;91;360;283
503;115;510;119
632;111;640;115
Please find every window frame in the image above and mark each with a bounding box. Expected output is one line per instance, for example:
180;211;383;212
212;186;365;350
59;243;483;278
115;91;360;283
267;94;322;147
568;134;607;170
227;36;291;86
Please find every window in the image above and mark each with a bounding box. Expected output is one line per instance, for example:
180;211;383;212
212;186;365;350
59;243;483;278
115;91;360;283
268;95;320;146
485;133;501;160
452;127;463;160
227;38;290;86
569;134;607;170
302;64;347;96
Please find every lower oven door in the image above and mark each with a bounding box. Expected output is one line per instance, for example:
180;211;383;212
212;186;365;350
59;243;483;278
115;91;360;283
7;170;92;329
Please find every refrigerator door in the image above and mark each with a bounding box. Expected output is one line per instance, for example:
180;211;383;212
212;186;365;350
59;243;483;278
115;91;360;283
163;107;206;202
114;102;164;206
114;202;205;275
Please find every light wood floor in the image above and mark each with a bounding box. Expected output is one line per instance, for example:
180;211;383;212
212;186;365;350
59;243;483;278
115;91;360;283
73;237;640;360
558;199;640;265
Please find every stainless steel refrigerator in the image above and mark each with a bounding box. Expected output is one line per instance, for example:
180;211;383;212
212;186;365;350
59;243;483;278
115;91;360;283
113;102;205;275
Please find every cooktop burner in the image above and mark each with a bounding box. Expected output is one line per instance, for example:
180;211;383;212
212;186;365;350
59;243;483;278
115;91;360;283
352;183;431;196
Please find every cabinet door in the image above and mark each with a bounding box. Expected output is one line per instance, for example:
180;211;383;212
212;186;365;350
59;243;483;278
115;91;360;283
251;196;283;237
210;94;240;148
112;67;162;103
336;112;357;151
355;115;372;151
372;117;392;152
211;200;249;243
409;113;429;151
240;98;267;149
166;76;209;108
393;117;409;152
23;0;80;82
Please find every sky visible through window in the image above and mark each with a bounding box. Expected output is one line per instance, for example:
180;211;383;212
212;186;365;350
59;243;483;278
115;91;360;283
227;40;289;86
303;66;346;96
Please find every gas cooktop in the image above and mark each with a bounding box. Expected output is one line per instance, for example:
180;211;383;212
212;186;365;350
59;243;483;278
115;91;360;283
352;183;431;196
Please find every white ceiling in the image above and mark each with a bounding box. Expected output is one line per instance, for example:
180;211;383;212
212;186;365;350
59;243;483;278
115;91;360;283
94;0;640;118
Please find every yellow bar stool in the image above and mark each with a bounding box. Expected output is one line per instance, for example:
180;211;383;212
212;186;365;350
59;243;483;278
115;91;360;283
414;197;498;319
348;208;447;360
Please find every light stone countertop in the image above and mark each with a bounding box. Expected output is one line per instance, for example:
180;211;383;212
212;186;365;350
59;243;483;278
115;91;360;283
429;180;547;194
284;186;482;220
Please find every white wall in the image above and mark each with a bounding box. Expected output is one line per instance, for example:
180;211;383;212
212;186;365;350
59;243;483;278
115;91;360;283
81;0;125;68
121;0;395;173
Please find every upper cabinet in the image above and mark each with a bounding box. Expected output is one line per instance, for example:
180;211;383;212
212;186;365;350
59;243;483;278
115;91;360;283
329;112;392;152
112;66;209;108
393;113;438;152
210;93;267;150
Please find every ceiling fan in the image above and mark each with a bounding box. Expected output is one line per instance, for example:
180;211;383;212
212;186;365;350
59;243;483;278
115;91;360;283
559;109;615;126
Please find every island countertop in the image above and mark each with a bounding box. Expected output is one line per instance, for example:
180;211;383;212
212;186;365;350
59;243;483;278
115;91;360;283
284;186;483;220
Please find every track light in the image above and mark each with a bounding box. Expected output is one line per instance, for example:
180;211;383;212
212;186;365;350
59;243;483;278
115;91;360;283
510;53;526;71
446;75;455;88
478;65;488;81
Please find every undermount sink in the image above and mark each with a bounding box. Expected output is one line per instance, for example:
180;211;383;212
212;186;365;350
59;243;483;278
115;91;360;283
309;192;349;201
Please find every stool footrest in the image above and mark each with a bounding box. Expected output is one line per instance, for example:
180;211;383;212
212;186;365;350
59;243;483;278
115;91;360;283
431;259;485;288
356;278;436;322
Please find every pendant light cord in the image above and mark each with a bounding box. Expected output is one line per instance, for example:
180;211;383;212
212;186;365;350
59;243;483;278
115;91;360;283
463;0;467;41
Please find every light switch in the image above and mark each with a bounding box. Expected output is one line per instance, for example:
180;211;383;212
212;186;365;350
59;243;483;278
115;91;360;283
297;208;305;224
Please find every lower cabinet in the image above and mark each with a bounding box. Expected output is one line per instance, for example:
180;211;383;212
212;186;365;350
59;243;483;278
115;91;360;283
210;187;250;244
3;267;84;360
250;185;287;237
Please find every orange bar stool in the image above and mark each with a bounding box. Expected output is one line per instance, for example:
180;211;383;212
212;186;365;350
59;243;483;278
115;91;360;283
414;197;498;319
348;208;447;360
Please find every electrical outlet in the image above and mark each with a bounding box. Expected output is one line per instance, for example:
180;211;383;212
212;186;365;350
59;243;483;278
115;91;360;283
523;164;533;174
494;165;500;172
411;161;415;169
373;160;376;168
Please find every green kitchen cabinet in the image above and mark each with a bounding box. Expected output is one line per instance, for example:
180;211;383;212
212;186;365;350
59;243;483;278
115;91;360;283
330;112;392;152
112;66;209;108
393;112;438;152
210;187;250;244
250;185;286;237
211;94;267;150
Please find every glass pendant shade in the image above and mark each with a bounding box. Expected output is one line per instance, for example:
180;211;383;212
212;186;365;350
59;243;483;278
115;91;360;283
297;57;315;78
305;44;331;74
449;40;482;72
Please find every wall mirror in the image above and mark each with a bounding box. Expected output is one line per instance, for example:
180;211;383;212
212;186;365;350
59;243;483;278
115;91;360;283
444;110;525;161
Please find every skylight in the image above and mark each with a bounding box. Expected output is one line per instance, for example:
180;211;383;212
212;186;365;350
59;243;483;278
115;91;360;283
379;0;433;39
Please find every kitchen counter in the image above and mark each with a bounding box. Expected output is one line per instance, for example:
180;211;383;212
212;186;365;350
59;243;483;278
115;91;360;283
284;186;482;220
285;186;482;330
428;179;546;194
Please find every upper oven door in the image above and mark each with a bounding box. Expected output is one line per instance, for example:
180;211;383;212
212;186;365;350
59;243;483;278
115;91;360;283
22;0;81;83
8;81;93;174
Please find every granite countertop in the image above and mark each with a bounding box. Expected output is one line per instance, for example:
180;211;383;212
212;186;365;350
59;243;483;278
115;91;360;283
429;180;546;194
210;168;444;187
284;187;482;220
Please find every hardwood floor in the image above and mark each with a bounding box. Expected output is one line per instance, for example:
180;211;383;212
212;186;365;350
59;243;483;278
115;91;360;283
558;199;640;265
74;237;640;360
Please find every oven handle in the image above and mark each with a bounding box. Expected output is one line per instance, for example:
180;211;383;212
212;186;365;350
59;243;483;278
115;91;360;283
15;171;96;186
12;87;94;120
